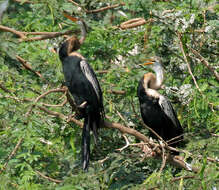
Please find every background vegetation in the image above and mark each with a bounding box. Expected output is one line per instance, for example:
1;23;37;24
0;0;218;189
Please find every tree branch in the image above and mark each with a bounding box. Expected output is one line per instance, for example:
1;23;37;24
177;32;202;94
188;47;219;81
107;89;126;95
22;30;73;42
86;3;125;14
3;89;217;173
35;170;63;183
0;82;11;93
0;25;26;38
0;138;23;174
0;24;74;41
16;55;44;79
67;0;125;14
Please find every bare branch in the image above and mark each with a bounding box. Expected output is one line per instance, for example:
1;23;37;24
25;88;67;117
13;0;32;3
96;70;109;74
177;32;202;94
188;47;219;81
0;138;23;174
0;25;26;38
16;55;44;79
107;89;126;95
35;170;63;183
0;24;74;41
159;142;167;173
86;3;125;14
116;134;130;151
21;30;73;42
67;0;125;14
42;98;68;107
171;175;195;183
0;82;11;93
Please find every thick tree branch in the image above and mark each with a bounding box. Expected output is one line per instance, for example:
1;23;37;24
0;24;74;41
0;25;26;38
3;89;217;173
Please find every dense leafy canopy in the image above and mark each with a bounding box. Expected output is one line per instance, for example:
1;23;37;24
0;0;218;189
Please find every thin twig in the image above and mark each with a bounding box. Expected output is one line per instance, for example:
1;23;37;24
86;3;125;14
42;98;68;107
16;55;44;79
96;70;109;74
0;138;23;174
25;88;67;117
116;134;130;151
159;141;167;173
177;32;202;94
188;47;219;81
171;175;195;183
35;170;63;183
68;0;125;14
107;89;126;95
0;82;11;93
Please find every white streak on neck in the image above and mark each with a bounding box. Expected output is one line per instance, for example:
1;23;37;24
78;20;86;44
153;65;164;90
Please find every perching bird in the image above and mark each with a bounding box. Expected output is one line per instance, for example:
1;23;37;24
59;13;104;171
137;57;183;151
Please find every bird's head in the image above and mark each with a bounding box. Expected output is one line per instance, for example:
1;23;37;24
63;12;88;44
143;56;163;71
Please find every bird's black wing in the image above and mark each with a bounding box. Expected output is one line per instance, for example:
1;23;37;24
80;59;102;104
158;95;181;128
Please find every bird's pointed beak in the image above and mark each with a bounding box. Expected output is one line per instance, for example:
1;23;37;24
142;58;155;66
143;62;153;66
63;12;78;22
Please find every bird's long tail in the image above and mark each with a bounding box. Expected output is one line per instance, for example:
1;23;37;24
82;114;91;171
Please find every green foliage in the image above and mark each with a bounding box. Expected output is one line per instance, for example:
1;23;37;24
0;0;218;189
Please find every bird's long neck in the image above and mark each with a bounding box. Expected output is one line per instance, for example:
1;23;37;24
79;21;87;44
152;65;164;89
59;36;81;61
59;40;69;61
143;67;164;97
